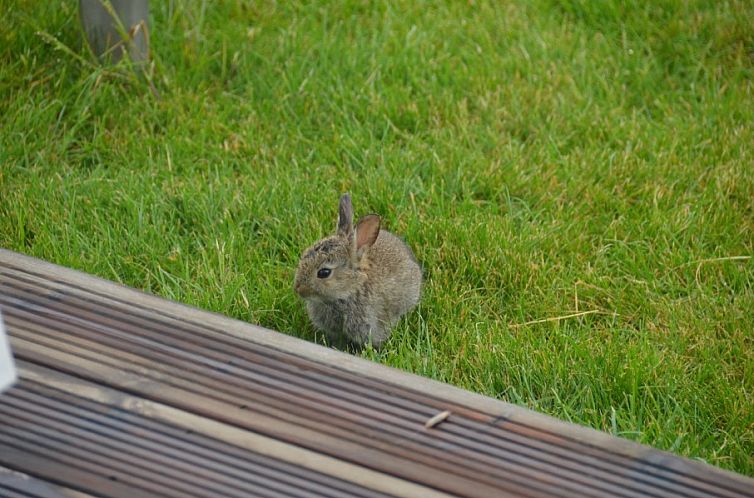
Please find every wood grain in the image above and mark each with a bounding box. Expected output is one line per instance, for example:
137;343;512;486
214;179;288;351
0;465;96;498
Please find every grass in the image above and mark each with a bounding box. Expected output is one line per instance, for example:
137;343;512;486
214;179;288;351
1;0;753;476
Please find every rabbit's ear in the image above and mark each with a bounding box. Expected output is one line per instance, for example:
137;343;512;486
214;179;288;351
355;214;380;260
337;193;354;237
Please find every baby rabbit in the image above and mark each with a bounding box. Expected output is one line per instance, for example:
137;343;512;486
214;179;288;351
294;194;422;348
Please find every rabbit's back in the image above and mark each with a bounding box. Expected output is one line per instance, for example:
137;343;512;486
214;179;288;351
367;230;422;319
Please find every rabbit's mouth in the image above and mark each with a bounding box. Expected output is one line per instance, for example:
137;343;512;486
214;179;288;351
295;283;316;299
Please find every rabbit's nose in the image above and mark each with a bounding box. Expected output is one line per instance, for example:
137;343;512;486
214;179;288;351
295;282;312;298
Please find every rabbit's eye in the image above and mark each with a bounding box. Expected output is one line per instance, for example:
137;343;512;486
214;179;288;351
317;268;332;279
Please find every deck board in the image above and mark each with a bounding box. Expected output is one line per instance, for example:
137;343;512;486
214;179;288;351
0;465;95;498
1;249;753;497
1;373;393;498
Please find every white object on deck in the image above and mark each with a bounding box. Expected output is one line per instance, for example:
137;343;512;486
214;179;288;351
0;311;16;392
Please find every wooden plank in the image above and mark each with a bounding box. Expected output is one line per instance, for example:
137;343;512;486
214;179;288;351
0;465;95;498
0;274;723;497
0;397;372;498
4;316;719;498
2;278;628;493
2;386;376;498
1;249;753;497
0;443;176;498
11;343;534;497
14;362;452;498
0;298;684;497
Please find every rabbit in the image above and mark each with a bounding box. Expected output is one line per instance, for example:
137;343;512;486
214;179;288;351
294;193;422;348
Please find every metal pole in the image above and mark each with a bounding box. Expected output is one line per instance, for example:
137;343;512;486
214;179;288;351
79;0;149;65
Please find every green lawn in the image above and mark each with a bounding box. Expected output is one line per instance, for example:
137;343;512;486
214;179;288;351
2;0;753;476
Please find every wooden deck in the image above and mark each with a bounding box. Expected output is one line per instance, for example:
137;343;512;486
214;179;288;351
0;249;752;498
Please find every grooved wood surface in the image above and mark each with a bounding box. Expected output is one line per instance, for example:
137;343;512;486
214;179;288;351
1;249;753;497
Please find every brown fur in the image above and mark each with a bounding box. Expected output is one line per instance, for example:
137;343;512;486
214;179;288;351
294;194;422;348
